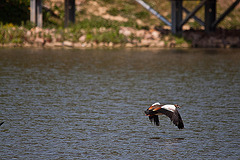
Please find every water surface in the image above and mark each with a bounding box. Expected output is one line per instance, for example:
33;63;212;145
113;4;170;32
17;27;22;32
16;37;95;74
0;48;240;159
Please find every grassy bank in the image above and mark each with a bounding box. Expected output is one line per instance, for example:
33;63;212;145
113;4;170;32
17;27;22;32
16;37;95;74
0;0;239;48
0;20;191;48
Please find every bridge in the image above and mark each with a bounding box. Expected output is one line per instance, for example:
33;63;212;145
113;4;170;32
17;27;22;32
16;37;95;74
30;0;240;34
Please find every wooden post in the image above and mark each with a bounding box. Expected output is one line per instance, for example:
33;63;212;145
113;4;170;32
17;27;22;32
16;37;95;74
30;0;42;27
171;0;183;35
205;0;216;32
37;0;42;27
30;0;36;24
64;0;75;27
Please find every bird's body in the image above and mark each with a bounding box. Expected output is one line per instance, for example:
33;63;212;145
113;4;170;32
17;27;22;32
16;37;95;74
145;102;184;129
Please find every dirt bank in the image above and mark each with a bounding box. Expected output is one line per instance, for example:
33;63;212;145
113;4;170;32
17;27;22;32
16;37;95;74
1;26;239;48
183;29;240;48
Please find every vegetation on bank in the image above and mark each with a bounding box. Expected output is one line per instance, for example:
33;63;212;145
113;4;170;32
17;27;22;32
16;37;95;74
1;20;189;48
0;0;239;48
0;16;138;45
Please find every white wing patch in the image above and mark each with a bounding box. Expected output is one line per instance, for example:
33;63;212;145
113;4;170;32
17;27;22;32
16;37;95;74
152;102;161;106
161;105;176;112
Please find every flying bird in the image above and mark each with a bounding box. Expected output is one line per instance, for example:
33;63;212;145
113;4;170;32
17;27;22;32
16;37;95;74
145;102;184;129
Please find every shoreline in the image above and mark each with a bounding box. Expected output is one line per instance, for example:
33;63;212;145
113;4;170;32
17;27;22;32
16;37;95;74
0;27;239;49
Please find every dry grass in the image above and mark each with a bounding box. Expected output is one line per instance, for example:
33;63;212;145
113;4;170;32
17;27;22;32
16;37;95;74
43;0;240;29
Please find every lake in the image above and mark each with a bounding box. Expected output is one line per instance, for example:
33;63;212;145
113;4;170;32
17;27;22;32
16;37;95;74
0;48;239;159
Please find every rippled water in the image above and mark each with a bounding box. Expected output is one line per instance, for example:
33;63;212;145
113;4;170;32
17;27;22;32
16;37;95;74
0;48;240;159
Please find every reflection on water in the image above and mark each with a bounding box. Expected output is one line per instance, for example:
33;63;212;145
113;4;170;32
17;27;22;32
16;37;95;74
149;137;185;145
0;48;240;159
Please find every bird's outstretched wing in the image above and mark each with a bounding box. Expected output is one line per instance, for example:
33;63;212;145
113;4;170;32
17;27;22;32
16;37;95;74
152;106;184;129
172;109;184;129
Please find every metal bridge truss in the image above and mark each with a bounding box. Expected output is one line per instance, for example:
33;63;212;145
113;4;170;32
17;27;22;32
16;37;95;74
30;0;239;34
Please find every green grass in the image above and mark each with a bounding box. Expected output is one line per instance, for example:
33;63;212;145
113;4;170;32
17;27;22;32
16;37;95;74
0;24;26;44
88;30;127;44
175;36;187;45
99;0;115;4
74;16;120;29
108;8;119;16
68;15;145;31
61;16;130;43
135;11;150;19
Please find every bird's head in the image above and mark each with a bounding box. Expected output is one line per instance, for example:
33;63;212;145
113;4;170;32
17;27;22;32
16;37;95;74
145;102;161;116
174;104;181;108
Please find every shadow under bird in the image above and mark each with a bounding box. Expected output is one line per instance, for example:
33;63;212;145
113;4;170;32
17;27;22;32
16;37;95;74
145;102;184;129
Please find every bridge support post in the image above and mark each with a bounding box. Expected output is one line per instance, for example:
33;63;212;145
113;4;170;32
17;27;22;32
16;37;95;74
30;0;42;27
205;0;216;32
64;0;75;27
171;0;183;35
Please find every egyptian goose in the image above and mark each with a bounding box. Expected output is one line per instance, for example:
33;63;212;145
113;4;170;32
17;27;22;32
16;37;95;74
145;102;184;129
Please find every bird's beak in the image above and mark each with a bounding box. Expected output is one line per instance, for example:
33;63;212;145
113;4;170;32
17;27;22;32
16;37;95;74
144;110;150;116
